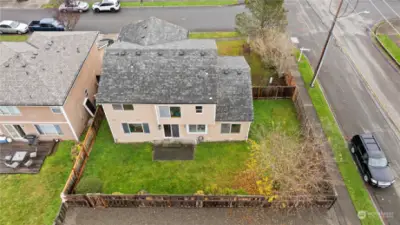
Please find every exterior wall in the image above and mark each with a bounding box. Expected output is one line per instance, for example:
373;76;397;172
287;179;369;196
103;103;250;143
0;123;75;141
0;106;66;123
63;44;103;140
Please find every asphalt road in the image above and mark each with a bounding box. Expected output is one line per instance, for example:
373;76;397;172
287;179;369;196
0;6;245;32
286;0;400;224
2;2;400;224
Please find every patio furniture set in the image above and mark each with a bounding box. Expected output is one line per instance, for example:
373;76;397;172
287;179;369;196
2;134;39;170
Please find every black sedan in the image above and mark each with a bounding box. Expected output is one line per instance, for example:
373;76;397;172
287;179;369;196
350;134;395;188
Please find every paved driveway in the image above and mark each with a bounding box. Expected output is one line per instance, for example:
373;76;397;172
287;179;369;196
63;207;340;225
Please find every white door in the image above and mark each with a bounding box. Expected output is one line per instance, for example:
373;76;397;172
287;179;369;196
3;124;25;139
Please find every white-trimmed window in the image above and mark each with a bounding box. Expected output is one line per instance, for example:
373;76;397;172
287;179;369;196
187;124;207;134
159;106;181;118
195;106;203;113
221;123;241;134
112;104;134;111
50;106;62;114
35;124;63;135
122;123;150;134
0;106;20;116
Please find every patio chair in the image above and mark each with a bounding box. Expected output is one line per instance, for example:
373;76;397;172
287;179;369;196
4;155;12;161
30;152;37;158
24;159;33;167
4;162;19;169
24;134;39;146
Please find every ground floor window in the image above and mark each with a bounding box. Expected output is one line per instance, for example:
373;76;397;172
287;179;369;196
122;123;150;134
187;124;207;134
221;123;241;134
35;124;63;135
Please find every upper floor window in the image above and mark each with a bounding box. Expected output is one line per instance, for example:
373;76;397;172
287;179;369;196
187;124;207;134
0;106;20;116
159;106;181;118
112;104;134;111
122;123;150;134
221;123;241;134
50;106;62;114
195;106;203;113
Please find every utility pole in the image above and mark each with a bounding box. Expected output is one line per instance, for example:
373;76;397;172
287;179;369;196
310;0;344;87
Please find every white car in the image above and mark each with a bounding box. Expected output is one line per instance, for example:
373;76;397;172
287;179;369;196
59;1;89;13
92;0;120;13
0;20;29;34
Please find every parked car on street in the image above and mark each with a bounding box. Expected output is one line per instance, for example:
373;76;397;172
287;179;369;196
28;18;65;32
59;1;89;13
92;0;120;13
350;134;395;188
0;20;29;34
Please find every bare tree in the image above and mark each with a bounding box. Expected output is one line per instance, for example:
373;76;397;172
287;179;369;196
235;0;287;36
249;29;293;76
235;127;337;208
51;0;81;31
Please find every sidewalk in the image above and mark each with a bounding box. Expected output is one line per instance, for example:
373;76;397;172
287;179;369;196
0;0;48;8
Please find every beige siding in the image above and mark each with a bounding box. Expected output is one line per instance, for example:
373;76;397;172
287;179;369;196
157;104;216;125
103;103;250;143
63;44;103;140
0;106;66;123
0;123;74;141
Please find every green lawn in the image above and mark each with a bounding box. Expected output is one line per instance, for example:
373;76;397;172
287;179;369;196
0;141;74;225
377;34;400;64
189;32;241;39
0;35;29;42
81;100;299;194
295;50;382;225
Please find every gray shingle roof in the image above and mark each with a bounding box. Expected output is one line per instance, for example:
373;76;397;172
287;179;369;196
216;57;253;121
0;31;98;106
97;17;253;121
118;17;188;46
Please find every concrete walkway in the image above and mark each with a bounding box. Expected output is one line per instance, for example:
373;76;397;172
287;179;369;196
63;207;341;225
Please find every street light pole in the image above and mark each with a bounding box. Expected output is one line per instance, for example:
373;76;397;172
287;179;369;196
310;0;344;88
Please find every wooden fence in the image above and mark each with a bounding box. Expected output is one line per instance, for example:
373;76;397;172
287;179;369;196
252;86;297;100
53;203;68;225
62;107;105;195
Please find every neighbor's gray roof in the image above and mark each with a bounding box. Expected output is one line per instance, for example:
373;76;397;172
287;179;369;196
0;31;98;106
97;17;253;121
118;17;189;46
216;57;253;121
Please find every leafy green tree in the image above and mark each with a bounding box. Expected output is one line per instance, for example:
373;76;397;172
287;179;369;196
236;0;287;36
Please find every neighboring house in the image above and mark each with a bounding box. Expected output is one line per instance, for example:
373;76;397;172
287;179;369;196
97;17;253;143
0;31;103;141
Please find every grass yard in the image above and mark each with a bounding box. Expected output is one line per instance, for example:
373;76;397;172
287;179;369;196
81;100;300;194
0;35;29;42
0;141;74;225
189;32;241;39
295;50;382;225
377;34;400;64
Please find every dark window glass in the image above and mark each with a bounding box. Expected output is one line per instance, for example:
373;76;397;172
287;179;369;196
170;107;181;118
122;123;129;133
129;124;143;133
35;125;44;135
196;106;202;113
221;124;230;134
112;104;123;110
143;123;150;133
231;124;241;133
123;104;134;110
164;125;171;137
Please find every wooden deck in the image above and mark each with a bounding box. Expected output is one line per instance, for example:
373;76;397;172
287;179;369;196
0;141;57;174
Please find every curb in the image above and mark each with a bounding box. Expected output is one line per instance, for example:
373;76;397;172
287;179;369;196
40;2;244;9
373;20;400;68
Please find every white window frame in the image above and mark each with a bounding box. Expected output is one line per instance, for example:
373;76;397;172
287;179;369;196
221;123;241;134
112;104;134;111
50;106;62;114
122;122;150;134
158;106;181;118
34;124;63;136
187;124;207;134
195;106;203;114
0;106;21;116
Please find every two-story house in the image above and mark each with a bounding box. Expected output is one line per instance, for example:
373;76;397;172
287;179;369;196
96;17;253;143
0;31;102;141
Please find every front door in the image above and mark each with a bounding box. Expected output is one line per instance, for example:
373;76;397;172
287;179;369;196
3;124;26;139
163;124;179;138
